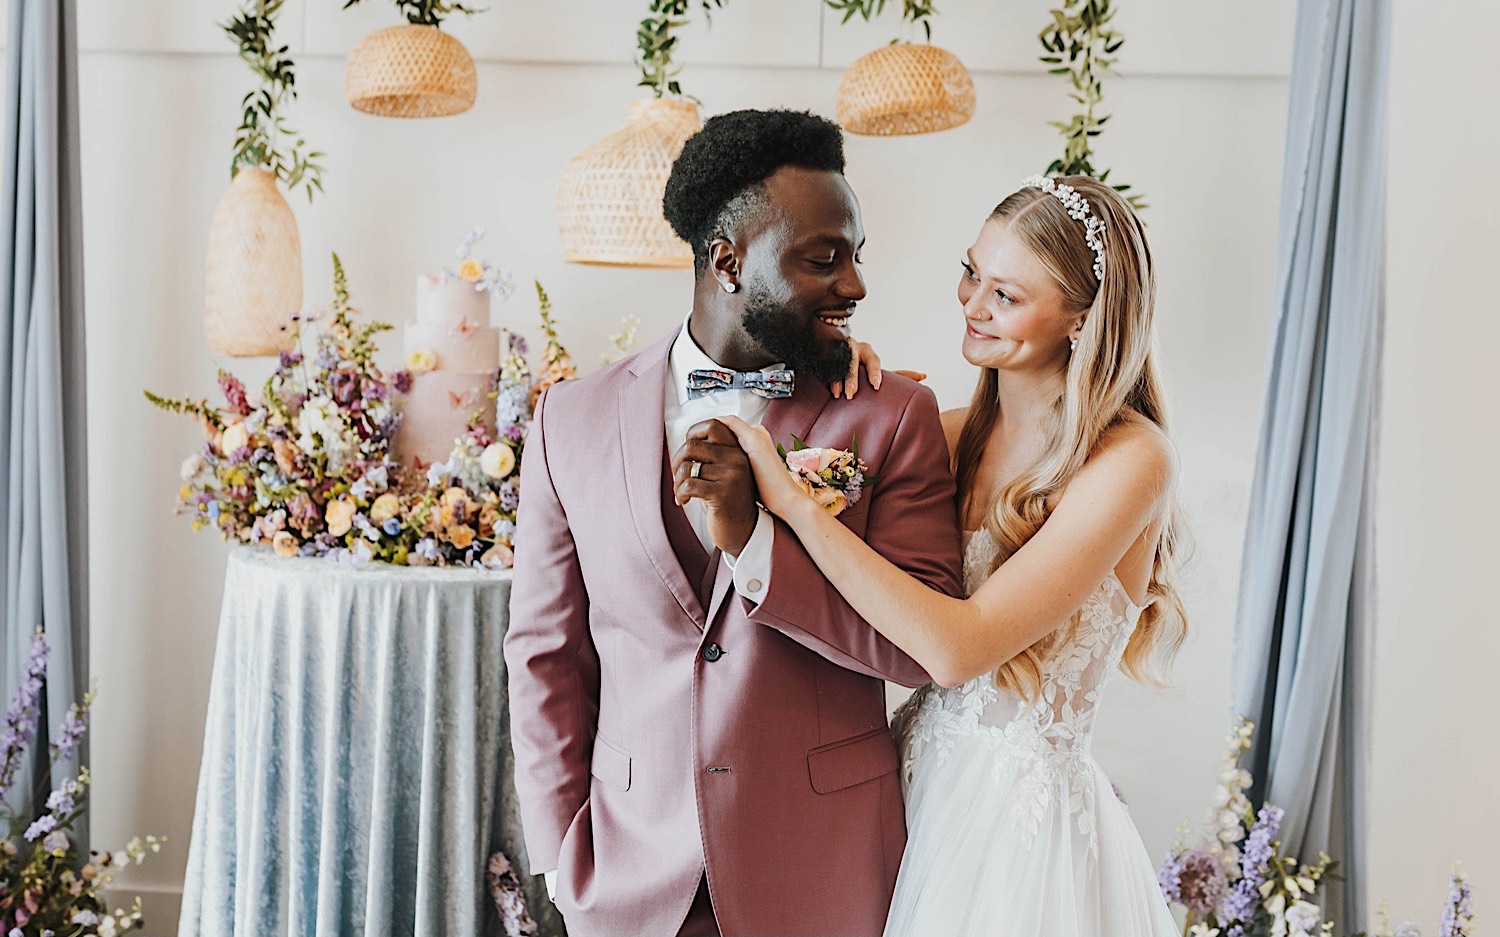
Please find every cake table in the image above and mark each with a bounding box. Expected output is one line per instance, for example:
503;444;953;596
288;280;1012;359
177;547;564;937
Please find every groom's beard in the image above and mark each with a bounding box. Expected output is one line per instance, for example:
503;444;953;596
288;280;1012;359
741;281;852;386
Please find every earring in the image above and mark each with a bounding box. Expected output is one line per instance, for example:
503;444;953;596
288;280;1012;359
723;282;737;294
1069;336;1078;352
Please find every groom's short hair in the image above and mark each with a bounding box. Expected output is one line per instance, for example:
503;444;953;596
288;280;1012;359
663;109;846;275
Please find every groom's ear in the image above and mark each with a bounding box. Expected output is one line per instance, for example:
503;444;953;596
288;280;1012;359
707;238;741;294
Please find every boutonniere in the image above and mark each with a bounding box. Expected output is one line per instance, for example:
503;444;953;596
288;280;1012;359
775;434;873;517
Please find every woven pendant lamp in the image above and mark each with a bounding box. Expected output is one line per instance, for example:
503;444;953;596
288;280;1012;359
837;43;976;136
555;98;702;268
203;167;301;357
346;24;477;118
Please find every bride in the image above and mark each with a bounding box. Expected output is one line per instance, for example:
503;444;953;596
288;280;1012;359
701;175;1185;936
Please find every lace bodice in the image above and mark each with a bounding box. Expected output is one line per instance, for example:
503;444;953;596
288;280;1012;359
891;528;1147;853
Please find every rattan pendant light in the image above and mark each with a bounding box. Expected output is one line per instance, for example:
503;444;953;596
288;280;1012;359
346;24;477;118
555;97;701;268
203;168;301;357
837;43;975;136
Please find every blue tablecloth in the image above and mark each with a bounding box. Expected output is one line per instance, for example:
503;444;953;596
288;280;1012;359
177;548;564;937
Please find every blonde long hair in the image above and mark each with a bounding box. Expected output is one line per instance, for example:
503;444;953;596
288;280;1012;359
953;177;1188;700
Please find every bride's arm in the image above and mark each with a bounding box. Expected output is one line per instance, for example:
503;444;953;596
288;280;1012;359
718;416;1175;688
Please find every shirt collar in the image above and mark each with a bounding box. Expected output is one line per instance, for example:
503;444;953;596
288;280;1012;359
669;315;785;406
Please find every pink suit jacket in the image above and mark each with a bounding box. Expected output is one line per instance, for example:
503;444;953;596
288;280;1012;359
504;329;964;937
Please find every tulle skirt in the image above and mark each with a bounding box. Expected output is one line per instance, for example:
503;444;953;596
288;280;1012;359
883;739;1179;937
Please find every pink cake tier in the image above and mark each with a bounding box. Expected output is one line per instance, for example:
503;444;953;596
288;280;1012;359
392;274;501;467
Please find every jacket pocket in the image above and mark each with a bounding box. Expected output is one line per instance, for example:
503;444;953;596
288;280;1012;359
590;734;632;791
806;727;898;794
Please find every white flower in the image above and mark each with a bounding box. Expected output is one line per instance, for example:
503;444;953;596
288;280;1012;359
70;911;98;926
180;454;206;480
1286;899;1322;936
98;918;117;937
1188;925;1222;937
479;442;516;480
1393;923;1423;937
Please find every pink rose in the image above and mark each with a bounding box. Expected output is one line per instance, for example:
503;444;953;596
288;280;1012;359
786;447;838;479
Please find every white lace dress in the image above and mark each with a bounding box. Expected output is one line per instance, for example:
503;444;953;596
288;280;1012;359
885;529;1178;937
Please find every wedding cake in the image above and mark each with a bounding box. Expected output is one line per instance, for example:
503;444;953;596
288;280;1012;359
391;228;512;467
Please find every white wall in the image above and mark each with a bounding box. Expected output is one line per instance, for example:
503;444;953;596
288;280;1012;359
66;0;1293;930
1368;0;1500;926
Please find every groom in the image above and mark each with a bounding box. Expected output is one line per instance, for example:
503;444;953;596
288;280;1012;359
505;109;963;937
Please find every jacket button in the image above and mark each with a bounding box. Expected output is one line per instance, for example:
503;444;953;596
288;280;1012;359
701;643;723;663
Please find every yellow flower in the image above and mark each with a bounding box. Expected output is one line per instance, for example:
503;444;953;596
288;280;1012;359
479;442;516;480
405;349;438;374
457;258;485;282
446;525;476;549
478;504;500;536
272;531;299;557
369;493;401;524
325;497;357;537
441;486;470;509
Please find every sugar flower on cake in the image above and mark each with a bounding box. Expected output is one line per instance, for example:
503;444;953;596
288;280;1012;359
447;226;514;298
405;348;438;374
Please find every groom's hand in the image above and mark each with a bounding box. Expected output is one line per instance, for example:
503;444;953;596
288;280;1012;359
673;419;759;557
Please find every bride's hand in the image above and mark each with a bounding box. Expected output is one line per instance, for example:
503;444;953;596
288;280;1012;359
715;415;814;520
830;338;927;400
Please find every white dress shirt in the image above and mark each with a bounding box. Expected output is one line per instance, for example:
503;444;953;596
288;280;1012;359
665;318;776;600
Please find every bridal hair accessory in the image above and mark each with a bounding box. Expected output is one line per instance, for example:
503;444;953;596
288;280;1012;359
1019;175;1106;282
775;435;872;517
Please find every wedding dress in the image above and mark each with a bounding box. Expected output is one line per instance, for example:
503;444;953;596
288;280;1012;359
886;528;1179;936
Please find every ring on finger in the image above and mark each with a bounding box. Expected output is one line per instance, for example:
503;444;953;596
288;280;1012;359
690;460;702;479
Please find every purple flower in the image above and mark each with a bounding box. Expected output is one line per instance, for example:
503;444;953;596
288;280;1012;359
1440;871;1473;937
382;518;401;536
278;351;303;369
45;785;75;815
48;706;88;761
1158;851;1185;904
390;369;412;395
24;814;56;841
329;370;360;406
0;633;50;799
1177;849;1229;918
42;830;68;853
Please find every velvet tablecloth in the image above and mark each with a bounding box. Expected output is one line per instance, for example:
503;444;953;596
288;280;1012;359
178;548;563;937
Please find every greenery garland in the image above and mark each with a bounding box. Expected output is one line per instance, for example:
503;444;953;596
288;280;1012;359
340;0;482;28
636;0;726;98
1039;0;1143;208
223;0;324;201
823;0;938;43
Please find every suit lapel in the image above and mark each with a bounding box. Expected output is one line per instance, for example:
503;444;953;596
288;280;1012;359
620;329;707;628
702;375;832;627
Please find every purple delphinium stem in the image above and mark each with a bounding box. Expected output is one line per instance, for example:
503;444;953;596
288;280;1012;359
0;633;49;800
1439;871;1474;937
49;704;89;762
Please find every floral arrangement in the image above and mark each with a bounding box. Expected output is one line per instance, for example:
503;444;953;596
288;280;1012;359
775;436;870;517
1159;717;1339;937
445;226;514;298
1367;868;1476;937
485;851;537;937
148;253;581;569
0;632;163;936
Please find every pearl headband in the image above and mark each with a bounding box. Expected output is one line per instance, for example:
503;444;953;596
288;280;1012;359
1019;175;1106;281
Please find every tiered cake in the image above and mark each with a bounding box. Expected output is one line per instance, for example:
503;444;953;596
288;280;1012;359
391;272;503;467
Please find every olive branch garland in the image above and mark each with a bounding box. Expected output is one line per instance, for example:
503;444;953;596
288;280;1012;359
636;0;728;99
1039;0;1144;209
823;0;939;44
223;0;325;201
340;0;483;28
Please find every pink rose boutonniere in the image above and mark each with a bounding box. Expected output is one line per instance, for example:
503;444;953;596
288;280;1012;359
776;435;872;517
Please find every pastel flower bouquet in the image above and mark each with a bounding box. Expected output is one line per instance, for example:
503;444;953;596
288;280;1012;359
0;632;163;936
148;254;582;568
1161;718;1480;937
775;436;870;517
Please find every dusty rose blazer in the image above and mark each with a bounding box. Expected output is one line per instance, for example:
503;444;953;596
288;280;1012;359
504;330;964;937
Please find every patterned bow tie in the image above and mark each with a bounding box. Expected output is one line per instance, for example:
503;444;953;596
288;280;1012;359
686;367;794;400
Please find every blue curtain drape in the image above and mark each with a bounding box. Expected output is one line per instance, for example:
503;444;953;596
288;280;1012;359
0;0;89;842
1231;0;1388;930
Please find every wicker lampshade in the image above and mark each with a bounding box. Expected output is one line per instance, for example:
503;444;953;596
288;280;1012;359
555;98;702;268
346;24;477;119
203;167;301;357
837;43;976;136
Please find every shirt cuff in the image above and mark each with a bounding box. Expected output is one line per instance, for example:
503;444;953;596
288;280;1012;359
726;508;774;602
543;869;557;900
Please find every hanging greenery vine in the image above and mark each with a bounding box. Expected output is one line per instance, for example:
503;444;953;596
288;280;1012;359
823;0;938;43
223;0;324;200
340;0;481;28
1039;0;1143;208
636;0;727;98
